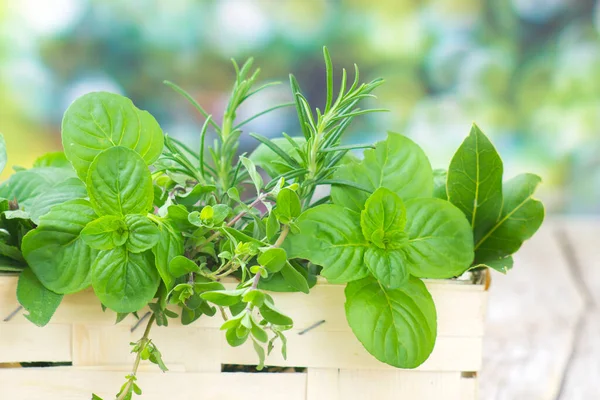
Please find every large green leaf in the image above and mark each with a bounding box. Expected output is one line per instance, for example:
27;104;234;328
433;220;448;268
402;198;474;279
125;214;160;253
17;268;63;327
364;247;407;289
87;146;153;216
28;178;87;224
81;215;129;250
331;133;433;212
22;199;99;293
61;92;164;180
92;247;159;313
345;276;437;368
0;167;76;209
152;219;184;290
475;173;544;264
447;125;503;242
283;204;369;283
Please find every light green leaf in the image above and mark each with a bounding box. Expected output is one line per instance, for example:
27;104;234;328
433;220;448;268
361;188;407;249
87;146;153;216
201;289;246;306
125;214;160;253
17;267;63;327
240;156;263;195
152;220;184;290
258;248;287;273
475;173;544;264
28;178;87;224
402;198;474;279
0;167;76;209
432;169;448;200
274;188;301;224
61;92;164;180
259;295;293;326
92;247;159;313
447;124;503;242
364;247;408;289
33;152;71;169
168;255;200;278
331;133;433;212
284;204;368;284
266;212;280;241
345;276;437;369
81;215;129;250
22;199;99;293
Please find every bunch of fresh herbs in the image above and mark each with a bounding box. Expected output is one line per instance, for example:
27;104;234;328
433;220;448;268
0;48;544;399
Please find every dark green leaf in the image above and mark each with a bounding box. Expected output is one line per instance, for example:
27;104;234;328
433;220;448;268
474;173;544;264
432;169;448;200
279;261;310;294
152;220;183;290
447;124;503;242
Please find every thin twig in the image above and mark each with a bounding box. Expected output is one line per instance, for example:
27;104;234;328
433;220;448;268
3;305;22;322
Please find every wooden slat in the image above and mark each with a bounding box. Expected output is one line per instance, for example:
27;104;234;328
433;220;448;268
0;368;307;400
221;329;483;371
480;221;586;400
338;369;464;400
306;368;339;400
0;324;71;363
556;219;600;399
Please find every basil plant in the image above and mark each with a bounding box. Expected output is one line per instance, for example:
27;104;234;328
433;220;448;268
0;48;544;399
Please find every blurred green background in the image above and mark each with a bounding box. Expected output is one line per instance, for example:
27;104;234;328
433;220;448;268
0;0;598;213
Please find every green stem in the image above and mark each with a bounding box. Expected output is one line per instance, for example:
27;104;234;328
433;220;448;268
116;314;156;400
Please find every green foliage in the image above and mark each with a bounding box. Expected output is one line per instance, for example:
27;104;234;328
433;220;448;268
1;48;545;398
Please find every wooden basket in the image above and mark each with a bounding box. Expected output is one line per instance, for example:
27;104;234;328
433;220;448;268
0;275;488;400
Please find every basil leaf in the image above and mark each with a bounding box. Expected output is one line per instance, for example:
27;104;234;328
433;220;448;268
331;133;433;212
476;255;513;274
274;188;301;224
364;247;407;289
432;169;448;200
62;92;164;180
361;188;407;249
447;124;503;242
345;276;437;368
475;173;544;264
92;247;159;313
258;248;287;273
81;215;129;250
22;199;98;293
152;220;184;290
403;198;474;279
284;204;369;284
168;255;200;278
28;178;87;224
87;146;153;216
17;268;63;327
279;261;309;294
125;214;160;253
0;167;75;209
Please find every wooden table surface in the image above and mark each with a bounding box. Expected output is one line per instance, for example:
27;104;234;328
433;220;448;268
480;218;599;400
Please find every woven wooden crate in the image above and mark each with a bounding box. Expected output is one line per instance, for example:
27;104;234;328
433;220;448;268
0;275;488;400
